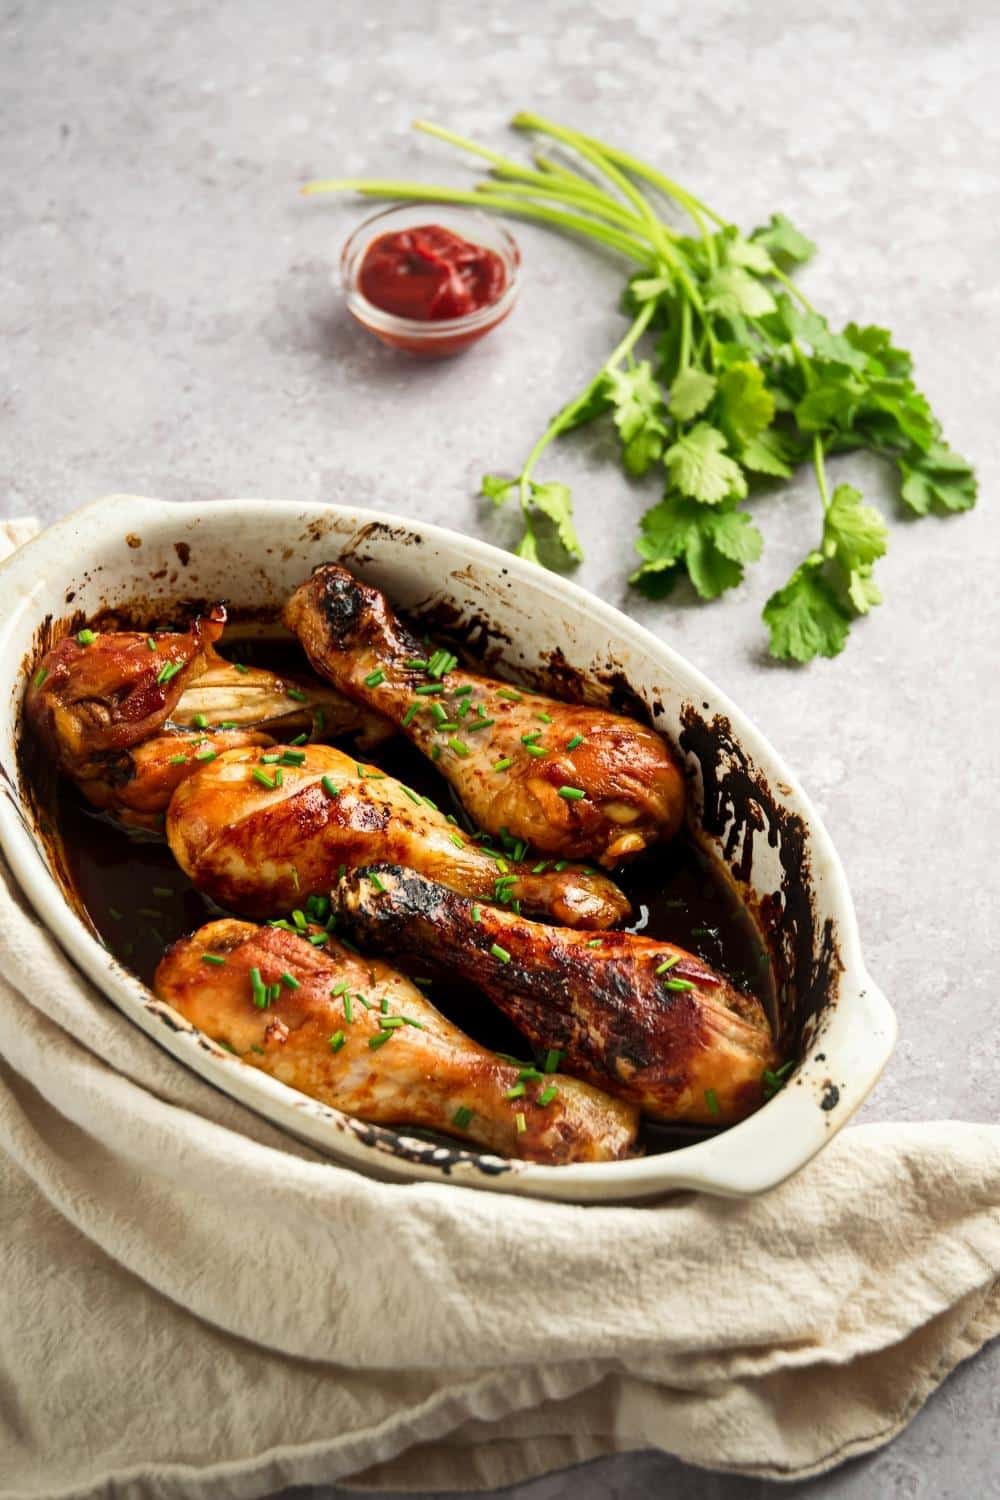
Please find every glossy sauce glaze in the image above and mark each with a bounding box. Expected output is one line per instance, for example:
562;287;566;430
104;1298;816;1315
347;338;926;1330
49;636;772;1153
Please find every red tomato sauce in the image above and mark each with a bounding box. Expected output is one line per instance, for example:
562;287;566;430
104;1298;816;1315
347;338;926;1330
358;223;507;322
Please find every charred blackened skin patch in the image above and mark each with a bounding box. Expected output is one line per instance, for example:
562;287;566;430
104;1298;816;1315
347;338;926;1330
820;1082;840;1111
316;567;364;644
679;706;841;1050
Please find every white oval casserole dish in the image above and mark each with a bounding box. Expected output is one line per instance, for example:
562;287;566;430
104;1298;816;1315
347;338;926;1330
0;494;896;1202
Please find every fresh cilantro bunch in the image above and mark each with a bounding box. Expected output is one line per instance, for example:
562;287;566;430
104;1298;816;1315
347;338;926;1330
305;115;976;661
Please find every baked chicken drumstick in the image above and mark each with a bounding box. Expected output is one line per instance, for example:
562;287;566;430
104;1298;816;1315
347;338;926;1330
333;865;780;1126
155;918;639;1164
284;563;685;868
25;618;391;829
166;743;630;927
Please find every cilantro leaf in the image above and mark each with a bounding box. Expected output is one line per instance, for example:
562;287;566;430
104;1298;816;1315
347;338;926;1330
763;562;851;662
751;213;817;270
706;266;777;321
716;361;775;446
482;474;517;505
724;234;775;275
633;495;762;600
668;368;716;421
898;443;977;515
740;429;795;478
846;567;882;615
528;480;583;565
664;423;747;505
822;484;888;570
604;362;667;476
514;529;539;563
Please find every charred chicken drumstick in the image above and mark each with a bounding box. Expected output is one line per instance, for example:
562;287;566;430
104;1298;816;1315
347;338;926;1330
155;918;639;1164
333;865;779;1126
166;743;630;927
284;563;685;868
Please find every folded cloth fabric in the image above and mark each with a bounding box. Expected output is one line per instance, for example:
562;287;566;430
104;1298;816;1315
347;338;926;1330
1;520;998;1500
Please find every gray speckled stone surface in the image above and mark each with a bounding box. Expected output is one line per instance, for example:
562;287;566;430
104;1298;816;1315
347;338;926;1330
2;1;997;1496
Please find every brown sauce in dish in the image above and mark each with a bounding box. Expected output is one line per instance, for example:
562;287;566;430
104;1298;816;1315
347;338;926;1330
48;634;772;1155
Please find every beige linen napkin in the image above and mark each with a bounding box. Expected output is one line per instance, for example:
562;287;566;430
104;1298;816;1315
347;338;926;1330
1;520;998;1500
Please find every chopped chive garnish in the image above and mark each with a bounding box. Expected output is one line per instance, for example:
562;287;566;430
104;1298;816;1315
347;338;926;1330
663;977;695;992
76;628;96;646
531;861;548;875
705;1088;721;1116
505;1082;527;1100
455;698;471;720
515;1111;527;1134
191;712;207;729
279;749;306;766
168;753;187;765
269;982;281;1003
194;749;217;763
415;683;444;695
431;745;441;760
368;873;386;893
402;785;421;805
380;994;390;1014
329;1030;346;1052
543;1048;562;1073
471;905;482;923
537;711;553;723
401;703;420;728
286;688;308;702
250;967;268;1008
566;733;585;751
156;661;184;684
524;744;547;757
219;720;238;730
496;688;522;701
452;1105;474;1129
330;980;348;997
138;907;163;919
404;657;429;670
429;702;449;725
517;1066;543;1081
147;637;157;651
553;860;568;872
521;731;541;745
342;992;353;1022
538;1084;559;1106
557;786;585;801
234;661;249;674
308;932;327;946
490;943;511;964
368;1030;393;1050
467;716;495;732
152;886;173;898
355;992;371;1009
291;909;307;930
356;763;384;778
401;1015;425;1028
587;939;602;948
364;668;385;688
252;768;276;789
338;864;346;880
200;953;226;966
378;1017;405;1029
280;972;300;990
261;753;280;763
32;666;48;688
449;832;465;849
493;758;513;773
107;907;123;921
273;767;284;787
427;650;458;679
655;956;680;974
436;721;458;733
251;1044;264;1054
421;795;438;810
321;776;340;798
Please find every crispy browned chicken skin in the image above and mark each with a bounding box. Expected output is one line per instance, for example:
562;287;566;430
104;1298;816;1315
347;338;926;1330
166;743;630;927
25;610;227;774
154;918;639;1164
283;563;686;868
333;865;779;1126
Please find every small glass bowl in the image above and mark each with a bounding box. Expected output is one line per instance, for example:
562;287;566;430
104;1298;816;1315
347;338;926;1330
339;203;521;357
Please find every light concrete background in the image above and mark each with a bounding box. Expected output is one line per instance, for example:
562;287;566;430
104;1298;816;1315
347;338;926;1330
2;1;998;1496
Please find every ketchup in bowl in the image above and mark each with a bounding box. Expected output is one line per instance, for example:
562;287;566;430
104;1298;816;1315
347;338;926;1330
341;206;520;356
359;224;507;322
